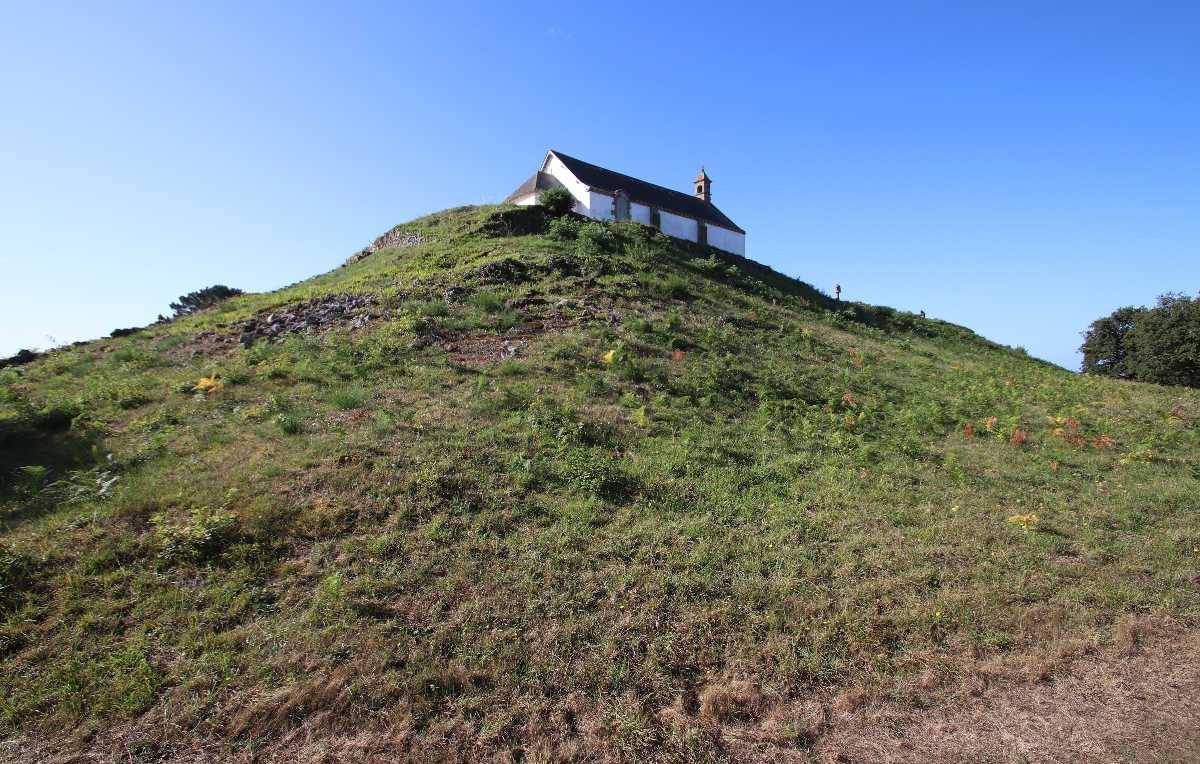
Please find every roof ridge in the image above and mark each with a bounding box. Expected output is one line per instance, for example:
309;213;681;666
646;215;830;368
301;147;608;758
549;150;695;198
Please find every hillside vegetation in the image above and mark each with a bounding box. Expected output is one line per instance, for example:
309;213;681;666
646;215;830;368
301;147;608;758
2;205;1198;761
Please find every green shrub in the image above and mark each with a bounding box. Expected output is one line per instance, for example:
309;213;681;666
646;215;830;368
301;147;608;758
576;221;615;267
111;346;165;369
44;466;121;504
646;275;690;301
496;359;525;377
547;216;581;240
370;410;396;436
469;291;506;314
152;506;237;564
410;299;449;318
329;385;368;410
537;186;575;216
275;413;301;434
0;545;35;612
12;465;48;497
560;448;638;501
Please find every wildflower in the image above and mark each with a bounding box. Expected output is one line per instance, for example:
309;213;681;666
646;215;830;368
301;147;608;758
842;391;857;408
1006;512;1039;531
1092;434;1115;450
962;422;975;438
601;349;617;365
950;505;959;513
671;349;686;362
1010;428;1028;447
1051;461;1060;472
634;406;649;427
195;376;223;394
984;416;998;432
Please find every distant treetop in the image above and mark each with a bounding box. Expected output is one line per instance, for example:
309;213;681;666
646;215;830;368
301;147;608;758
169;285;244;318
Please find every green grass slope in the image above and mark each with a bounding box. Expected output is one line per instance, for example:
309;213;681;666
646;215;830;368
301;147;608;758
2;205;1198;761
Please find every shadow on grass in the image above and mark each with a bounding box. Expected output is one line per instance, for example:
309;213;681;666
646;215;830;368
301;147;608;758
1;403;104;523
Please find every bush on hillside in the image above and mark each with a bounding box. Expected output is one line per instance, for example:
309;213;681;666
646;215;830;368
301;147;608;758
1081;293;1200;387
546;216;581;240
575;221;614;263
0;349;40;369
479;206;548;237
537;186;575;216
169;285;244;318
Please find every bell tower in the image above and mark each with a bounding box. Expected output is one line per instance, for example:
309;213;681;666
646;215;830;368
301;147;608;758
694;166;711;202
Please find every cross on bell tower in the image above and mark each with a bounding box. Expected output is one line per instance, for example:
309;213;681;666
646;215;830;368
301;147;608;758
694;166;711;202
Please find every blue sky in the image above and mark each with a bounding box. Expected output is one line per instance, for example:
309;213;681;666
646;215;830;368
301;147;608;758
2;2;1197;369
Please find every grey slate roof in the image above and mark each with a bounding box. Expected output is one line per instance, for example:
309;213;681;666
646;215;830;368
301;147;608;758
502;171;557;204
547;150;744;234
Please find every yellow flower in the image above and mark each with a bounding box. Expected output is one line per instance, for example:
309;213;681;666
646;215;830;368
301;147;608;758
195;376;223;394
1006;512;1039;531
601;349;617;365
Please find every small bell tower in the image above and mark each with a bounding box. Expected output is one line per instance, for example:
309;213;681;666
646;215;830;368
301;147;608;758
694;166;711;202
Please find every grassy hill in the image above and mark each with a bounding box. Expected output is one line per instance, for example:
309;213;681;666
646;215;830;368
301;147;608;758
2;205;1198;761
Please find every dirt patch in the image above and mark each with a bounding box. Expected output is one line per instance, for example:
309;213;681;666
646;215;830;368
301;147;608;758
436;298;603;367
807;624;1200;763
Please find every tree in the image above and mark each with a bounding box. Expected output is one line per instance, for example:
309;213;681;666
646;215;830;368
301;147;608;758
1124;294;1200;387
1080;305;1142;379
537;186;575;217
1080;293;1200;388
169;285;244;318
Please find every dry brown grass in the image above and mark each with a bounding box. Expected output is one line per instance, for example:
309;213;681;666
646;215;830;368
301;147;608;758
699;679;764;724
6;625;1200;763
814;621;1200;763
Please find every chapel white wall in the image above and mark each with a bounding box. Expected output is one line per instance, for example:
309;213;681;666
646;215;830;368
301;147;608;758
658;210;698;242
629;202;652;225
586;191;615;221
705;224;746;256
518;154;746;255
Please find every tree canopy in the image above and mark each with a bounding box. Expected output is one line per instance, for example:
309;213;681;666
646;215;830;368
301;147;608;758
1081;293;1200;388
169;285;244;318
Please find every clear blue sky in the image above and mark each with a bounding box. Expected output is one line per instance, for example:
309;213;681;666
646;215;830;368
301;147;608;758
2;2;1198;369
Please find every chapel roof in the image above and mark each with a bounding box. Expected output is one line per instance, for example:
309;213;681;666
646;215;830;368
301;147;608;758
545;150;744;233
